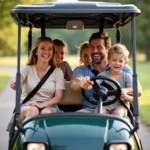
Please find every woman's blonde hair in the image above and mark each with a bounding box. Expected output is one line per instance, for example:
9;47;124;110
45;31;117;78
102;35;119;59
27;36;56;67
77;41;90;65
108;43;130;63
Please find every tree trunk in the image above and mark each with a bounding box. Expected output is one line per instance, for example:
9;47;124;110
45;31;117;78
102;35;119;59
146;50;150;61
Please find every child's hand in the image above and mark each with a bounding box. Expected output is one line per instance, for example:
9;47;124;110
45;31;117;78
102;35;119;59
120;89;128;101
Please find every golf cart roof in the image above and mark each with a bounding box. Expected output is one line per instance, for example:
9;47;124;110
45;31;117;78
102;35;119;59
10;1;141;29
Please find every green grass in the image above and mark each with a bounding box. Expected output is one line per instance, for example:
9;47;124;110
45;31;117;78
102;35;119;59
135;61;150;126
139;90;150;125
0;56;28;67
0;71;11;92
0;55;150;126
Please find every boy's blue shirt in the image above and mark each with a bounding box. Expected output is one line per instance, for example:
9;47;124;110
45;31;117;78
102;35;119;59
72;63;133;109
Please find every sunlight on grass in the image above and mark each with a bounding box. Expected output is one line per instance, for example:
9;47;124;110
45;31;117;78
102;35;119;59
0;56;28;67
139;90;150;126
139;90;150;106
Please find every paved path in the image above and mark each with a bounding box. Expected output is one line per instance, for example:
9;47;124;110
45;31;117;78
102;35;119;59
0;66;150;150
0;67;16;150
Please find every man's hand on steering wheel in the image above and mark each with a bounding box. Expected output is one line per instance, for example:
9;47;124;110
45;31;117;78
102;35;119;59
80;76;94;90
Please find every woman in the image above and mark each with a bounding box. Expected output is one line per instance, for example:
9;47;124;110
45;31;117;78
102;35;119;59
11;36;65;122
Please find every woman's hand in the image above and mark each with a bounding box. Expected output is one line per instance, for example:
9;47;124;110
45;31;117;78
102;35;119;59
26;101;45;109
26;101;39;107
10;76;25;90
10;78;16;90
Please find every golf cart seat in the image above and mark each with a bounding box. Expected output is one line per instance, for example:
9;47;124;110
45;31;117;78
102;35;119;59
58;81;83;112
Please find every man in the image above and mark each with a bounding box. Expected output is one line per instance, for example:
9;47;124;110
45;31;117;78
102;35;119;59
71;32;142;112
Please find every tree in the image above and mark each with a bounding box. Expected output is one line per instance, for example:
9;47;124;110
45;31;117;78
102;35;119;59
0;0;56;56
1;0;150;60
81;0;150;60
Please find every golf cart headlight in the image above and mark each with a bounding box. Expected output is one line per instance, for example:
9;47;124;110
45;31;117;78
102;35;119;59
27;143;46;150
109;144;128;150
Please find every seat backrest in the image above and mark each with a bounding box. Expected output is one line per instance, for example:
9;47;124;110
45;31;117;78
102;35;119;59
60;81;82;105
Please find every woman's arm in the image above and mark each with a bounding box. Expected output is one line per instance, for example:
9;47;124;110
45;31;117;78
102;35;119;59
10;75;25;90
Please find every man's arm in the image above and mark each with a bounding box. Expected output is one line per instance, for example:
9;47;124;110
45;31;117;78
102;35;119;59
123;64;142;96
122;80;142;97
127;80;142;96
70;76;83;91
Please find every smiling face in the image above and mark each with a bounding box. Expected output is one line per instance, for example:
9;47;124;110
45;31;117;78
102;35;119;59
89;39;108;65
108;53;126;73
54;45;66;66
36;40;53;64
80;47;91;66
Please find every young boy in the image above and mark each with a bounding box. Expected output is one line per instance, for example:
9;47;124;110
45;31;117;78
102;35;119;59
98;43;133;117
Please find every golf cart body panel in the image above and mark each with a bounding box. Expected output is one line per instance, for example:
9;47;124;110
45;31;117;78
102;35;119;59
11;2;141;29
13;113;141;150
9;1;142;150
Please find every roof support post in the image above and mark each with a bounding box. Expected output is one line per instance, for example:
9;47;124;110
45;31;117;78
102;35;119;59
41;17;45;36
99;18;104;33
28;25;32;56
116;24;121;43
15;20;24;133
130;14;139;134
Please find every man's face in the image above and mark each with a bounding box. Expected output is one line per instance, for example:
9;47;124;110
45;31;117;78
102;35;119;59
89;39;108;65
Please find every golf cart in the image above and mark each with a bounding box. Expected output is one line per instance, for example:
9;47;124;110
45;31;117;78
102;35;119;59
9;1;142;150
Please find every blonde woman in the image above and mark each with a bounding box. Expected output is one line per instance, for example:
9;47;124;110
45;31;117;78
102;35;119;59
11;36;65;122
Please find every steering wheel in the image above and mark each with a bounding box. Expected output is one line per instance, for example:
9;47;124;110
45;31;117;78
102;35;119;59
82;75;121;106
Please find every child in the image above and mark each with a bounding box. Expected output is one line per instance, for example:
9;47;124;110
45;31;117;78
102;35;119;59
77;42;91;66
98;43;133;117
53;39;73;81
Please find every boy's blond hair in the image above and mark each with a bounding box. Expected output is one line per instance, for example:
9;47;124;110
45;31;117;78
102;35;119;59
108;43;130;63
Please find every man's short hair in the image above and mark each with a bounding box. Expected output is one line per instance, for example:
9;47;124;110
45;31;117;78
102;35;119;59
89;32;111;49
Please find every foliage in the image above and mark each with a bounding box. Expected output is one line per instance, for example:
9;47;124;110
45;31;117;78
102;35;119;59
33;29;98;54
81;0;150;59
0;0;150;60
0;0;56;56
